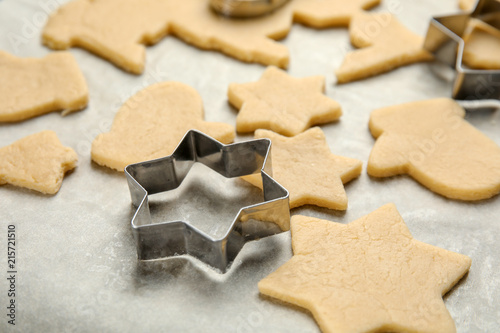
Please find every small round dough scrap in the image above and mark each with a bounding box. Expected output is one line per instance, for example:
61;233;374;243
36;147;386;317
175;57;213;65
259;203;471;333
368;98;500;200
0;51;88;122
91;82;235;171
0;131;78;194
242;127;362;210
335;12;433;84
42;0;381;73
229;66;342;136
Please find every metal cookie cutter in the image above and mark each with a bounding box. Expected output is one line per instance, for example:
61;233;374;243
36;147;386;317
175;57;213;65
424;0;500;101
125;130;290;273
210;0;289;18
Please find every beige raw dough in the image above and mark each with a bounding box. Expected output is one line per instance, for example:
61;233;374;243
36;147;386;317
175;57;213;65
259;203;471;333
0;131;77;194
91;82;235;171
335;12;433;84
459;0;475;10
463;19;500;69
368;98;500;200
42;0;380;74
0;51;88;122
242;128;362;210
229;67;342;136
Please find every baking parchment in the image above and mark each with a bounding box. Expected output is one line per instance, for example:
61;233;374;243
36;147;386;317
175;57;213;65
0;0;499;332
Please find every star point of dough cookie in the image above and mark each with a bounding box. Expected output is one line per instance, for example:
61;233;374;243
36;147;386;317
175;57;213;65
367;98;500;201
0;51;88;122
229;66;342;136
463;19;500;70
0;131;78;195
335;12;433;84
91;82;235;172
242;127;361;210
258;203;471;333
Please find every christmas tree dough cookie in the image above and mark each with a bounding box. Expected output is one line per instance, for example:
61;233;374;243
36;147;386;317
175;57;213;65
335;12;433;83
229;67;342;136
0;51;88;122
0;131;78;194
91;82;235;171
242;128;361;210
463;19;500;69
368;98;500;200
259;204;471;333
42;0;380;73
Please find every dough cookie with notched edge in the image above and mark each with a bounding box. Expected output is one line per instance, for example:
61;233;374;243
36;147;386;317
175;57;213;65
42;0;380;74
0;51;88;122
259;204;471;333
368;98;500;200
242;128;361;210
0;131;78;194
91;82;235;172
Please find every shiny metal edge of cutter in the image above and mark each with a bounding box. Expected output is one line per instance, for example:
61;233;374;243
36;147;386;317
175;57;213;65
424;0;500;101
210;0;289;18
124;130;290;273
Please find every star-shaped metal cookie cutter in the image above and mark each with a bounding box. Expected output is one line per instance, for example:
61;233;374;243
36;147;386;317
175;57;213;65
124;130;290;273
424;0;500;100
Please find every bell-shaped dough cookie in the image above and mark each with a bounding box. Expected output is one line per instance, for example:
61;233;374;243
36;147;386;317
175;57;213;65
335;12;432;83
91;82;235;171
368;98;500;200
0;131;78;194
42;0;380;73
0;51;88;122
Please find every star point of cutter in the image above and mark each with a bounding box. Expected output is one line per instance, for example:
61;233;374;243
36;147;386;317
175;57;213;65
258;203;472;333
229;66;342;136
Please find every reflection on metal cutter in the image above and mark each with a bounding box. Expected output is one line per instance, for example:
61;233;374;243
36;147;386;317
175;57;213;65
210;0;289;18
125;130;290;273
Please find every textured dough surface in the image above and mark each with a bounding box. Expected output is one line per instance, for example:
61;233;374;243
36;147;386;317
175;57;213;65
0;131;78;194
229;67;342;136
368;98;500;200
463;19;500;69
259;203;471;333
91;82;235;171
335;12;432;84
242;128;361;210
42;0;380;73
0;51;88;122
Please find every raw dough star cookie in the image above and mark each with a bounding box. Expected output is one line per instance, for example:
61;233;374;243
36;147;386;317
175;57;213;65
242;128;362;210
259;203;471;333
0;51;88;122
91;82;235;171
463;19;500;69
0;131;78;194
335;12;433;83
42;0;380;73
368;98;500;200
229;67;342;136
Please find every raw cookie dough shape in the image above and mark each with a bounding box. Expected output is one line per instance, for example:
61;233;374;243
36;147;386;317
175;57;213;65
259;203;471;333
459;0;476;10
463;19;500;69
0;51;88;122
229;66;342;136
368;98;500;201
91;82;235;172
242;128;362;210
42;0;380;74
0;131;78;194
335;12;433;84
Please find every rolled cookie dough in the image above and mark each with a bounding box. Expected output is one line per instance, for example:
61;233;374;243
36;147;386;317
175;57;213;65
242;128;362;210
463;19;500;70
0;131;78;194
368;98;500;200
335;12;432;84
0;51;88;122
229;67;342;136
259;204;471;333
42;0;380;73
91;82;235;171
